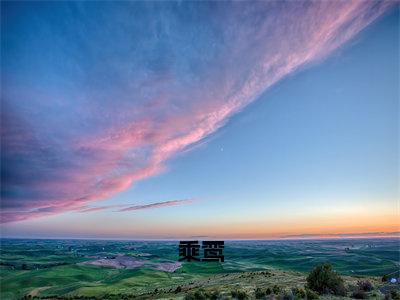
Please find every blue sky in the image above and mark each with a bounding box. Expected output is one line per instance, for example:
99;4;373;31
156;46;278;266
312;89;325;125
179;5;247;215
1;1;398;239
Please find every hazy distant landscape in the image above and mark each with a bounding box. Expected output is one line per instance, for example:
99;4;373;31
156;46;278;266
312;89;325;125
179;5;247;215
0;238;398;299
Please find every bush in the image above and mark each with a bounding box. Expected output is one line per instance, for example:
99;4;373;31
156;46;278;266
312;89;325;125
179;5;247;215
292;287;306;299
237;290;249;300
272;285;282;294
305;288;319;299
184;289;209;300
352;290;368;299
391;290;400;300
306;263;346;296
357;280;373;292
255;288;265;299
194;290;207;300
231;289;248;300
282;291;294;300
184;293;195;300
265;287;272;295
205;289;221;300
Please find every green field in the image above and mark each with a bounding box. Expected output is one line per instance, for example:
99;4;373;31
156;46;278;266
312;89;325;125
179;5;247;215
0;238;398;299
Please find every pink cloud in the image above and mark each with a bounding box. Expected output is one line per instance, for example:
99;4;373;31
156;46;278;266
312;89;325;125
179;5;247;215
77;205;122;213
1;1;395;222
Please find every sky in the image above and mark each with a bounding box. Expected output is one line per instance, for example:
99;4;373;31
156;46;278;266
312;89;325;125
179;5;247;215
1;1;398;239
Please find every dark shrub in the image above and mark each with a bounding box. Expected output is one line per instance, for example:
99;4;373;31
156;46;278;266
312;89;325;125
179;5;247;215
265;287;272;295
186;289;206;300
175;286;182;293
391;290;400;300
231;289;248;300
205;289;221;300
305;288;319;299
273;285;282;294
357;280;373;292
282;291;294;300
306;263;346;296
184;293;195;300
352;290;367;299
237;290;249;300
196;290;207;300
292;287;306;299
255;288;265;299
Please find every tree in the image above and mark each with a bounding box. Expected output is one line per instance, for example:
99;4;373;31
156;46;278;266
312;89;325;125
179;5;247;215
306;263;346;296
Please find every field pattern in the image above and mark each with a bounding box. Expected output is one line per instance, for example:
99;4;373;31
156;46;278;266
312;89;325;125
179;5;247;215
0;238;398;299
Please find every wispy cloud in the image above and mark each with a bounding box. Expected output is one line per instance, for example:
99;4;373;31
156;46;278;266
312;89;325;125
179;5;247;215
282;232;400;239
118;199;193;212
1;1;396;222
75;199;193;213
77;205;122;213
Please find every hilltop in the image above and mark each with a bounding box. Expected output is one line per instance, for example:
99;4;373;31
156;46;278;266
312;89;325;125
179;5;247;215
27;269;395;300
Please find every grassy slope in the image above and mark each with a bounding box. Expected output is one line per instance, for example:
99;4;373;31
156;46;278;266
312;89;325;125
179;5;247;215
1;266;387;300
133;269;385;300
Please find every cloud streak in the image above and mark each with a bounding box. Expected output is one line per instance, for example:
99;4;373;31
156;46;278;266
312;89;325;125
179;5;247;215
281;232;400;239
77;205;122;213
118;199;193;212
75;199;193;213
1;1;396;222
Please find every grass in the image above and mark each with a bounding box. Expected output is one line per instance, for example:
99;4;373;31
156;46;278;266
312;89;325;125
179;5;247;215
0;238;398;299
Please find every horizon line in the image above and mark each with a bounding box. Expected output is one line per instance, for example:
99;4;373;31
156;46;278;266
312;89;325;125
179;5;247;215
1;235;399;242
